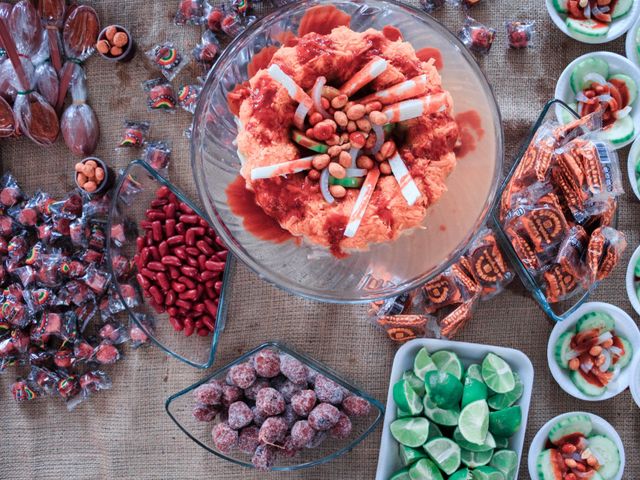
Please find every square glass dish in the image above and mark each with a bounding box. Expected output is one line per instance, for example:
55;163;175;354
490;99;619;322
106;160;235;369
375;338;534;480
165;341;384;471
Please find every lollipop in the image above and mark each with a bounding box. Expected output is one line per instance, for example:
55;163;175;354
60;63;99;156
32;28;59;107
37;0;66;72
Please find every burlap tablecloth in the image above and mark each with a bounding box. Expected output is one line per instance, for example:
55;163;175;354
1;1;639;478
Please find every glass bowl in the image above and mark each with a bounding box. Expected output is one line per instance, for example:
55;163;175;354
106;160;235;369
165;341;384;471
191;0;503;303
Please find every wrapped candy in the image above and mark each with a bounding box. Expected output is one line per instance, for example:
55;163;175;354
144;141;171;175
419;0;446;12
459;17;496;55
222;12;255;38
145;42;188;81
37;0;66;72
60;63;99;156
143;78;177;112
118;120;150;148
178;84;202;114
32;28;59;107
0;95;14;137
192;30;220;67
204;2;226;32
175;0;205;26
506;20;535;49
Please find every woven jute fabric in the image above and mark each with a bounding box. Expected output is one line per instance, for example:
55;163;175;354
1;1;639;479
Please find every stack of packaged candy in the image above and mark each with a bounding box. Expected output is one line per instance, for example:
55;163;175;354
0;173;151;409
499;112;627;305
0;1;101;155
369;228;513;343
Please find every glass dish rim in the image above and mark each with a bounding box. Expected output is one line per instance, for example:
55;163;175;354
190;0;505;305
164;340;386;471
106;159;235;369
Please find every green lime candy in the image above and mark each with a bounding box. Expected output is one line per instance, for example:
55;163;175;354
472;466;506;480
414;347;438;381
460;447;494;468
462;377;488;408
465;364;484;383
423;437;461;475
329;176;364;188
427;422;443;440
400;444;428;466
423;396;459;426
292;130;328;153
487;373;523;411
453;427;496;452
449;469;473;480
458;399;489;445
391;417;431;447
488;406;522;438
482;353;515;394
390;466;412;480
432;350;463;380
490;449;518;480
425;370;463;407
493;436;509;449
394;379;424;416
409;458;444;480
404;370;426;397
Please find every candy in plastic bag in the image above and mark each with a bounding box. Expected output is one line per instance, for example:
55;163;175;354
204;2;226;32
144;141;171;175
118;120;150;148
143;78;177;112
32;29;59;107
178;84;202;114
459;17;496;55
175;0;205;26
145;42;188;81
586;226;627;284
60;63;99;156
192;30;220;67
375;314;439;343
466;229;513;298
506;20;535;49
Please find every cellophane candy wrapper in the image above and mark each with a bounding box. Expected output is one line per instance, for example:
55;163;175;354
32;29;59;107
192;30;220;68
459;17;496;55
419;0;446;12
177;83;201;114
145;42;188;82
61;5;99;63
129;314;153;348
143;141;171;176
506;20;535;49
60;64;99;157
204;1;226;32
174;0;205;26
9;0;42;58
118;120;150;148
143;78;177;112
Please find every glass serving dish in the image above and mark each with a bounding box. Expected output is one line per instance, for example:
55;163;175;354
165;341;384;471
490;99;618;322
192;0;503;303
106;160;235;369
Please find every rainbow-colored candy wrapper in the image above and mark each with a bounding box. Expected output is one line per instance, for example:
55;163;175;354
145;42;188;81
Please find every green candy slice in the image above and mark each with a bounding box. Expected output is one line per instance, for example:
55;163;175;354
329;176;364;188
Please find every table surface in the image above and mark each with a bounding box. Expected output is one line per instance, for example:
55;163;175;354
1;1;639;479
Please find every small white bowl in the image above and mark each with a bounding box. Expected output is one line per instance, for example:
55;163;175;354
627;135;640;200
630;355;640;408
555;51;640;149
546;0;640;44
375;338;534;480
625;244;640;315
547;301;640;401
625;14;640;67
527;411;625;480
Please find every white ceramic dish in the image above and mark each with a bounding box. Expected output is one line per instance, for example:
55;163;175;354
630;354;640;408
627;135;640;200
546;0;640;44
547;301;640;401
625;14;640;67
555;52;640;149
625;244;640;315
375;338;534;480
527;411;625;480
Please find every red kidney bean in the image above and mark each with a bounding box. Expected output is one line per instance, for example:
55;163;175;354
176;222;186;234
193;302;206;313
140;220;152;230
169;316;183;331
214;281;223;294
158;241;169;257
150;299;165;314
202;235;214;247
140;247;151;265
197;254;207;271
165;290;176;306
196;240;214;255
206;287;217;300
149;285;163;305
172;281;186;293
136;236;145;250
150;198;168;208
179;202;194;214
157;186;170;198
134;254;143;272
186;256;198;268
201;270;219;281
215;236;226;249
205;261;225;272
140;268;155;280
173;246;187;260
152;221;163;242
204;299;218;318
199;218;208;228
185;228;196;246
180;289;198;301
184;318;195;337
215;250;228;261
180;214;199;225
164;202;176;219
179;276;196;289
147;210;165;221
196;283;204;298
167;235;184;246
175;299;192;310
161;256;181;267
147;261;165;272
136;273;151;290
186;246;200;256
145;230;153;246
149;246;160;261
165;219;176;237
181;265;198;278
195;319;203;329
202;315;214;331
197;328;209;336
168;266;180;279
156;272;170;291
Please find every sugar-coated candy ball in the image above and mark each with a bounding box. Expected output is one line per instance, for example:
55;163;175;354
291;389;317;417
279;354;308;384
227;401;254;430
253;349;281;378
281;436;299;458
314;374;344;405
212;422;238;453
252;444;277;471
193;381;222;406
258;416;288;445
329;412;352;439
305;430;327;449
228;362;256;389
251;406;267;427
291;420;316;448
342;395;371;417
281;404;299;428
255;387;285;416
277;378;304;402
221;385;243;407
308;403;341;431
243;378;269;401
192;404;219;422
237;426;260;454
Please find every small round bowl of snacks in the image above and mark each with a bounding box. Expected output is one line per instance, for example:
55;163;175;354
74;157;114;195
624;15;640;67
555;51;640;149
625;243;640;315
528;411;625;480
547;301;640;401
96;24;134;62
626;135;640;200
630;355;640;408
165;342;384;471
546;0;640;44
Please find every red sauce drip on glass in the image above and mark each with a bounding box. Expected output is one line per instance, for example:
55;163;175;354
298;5;351;36
416;47;443;70
227;82;251;117
247;46;279;78
382;26;403;41
324;213;348;258
226;175;293;244
454;110;484;158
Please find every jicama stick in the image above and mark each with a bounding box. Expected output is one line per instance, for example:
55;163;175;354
359;74;428;105
388;152;421;206
339;56;388;97
344;168;380;238
251;157;314;180
382;92;451;123
267;64;313;129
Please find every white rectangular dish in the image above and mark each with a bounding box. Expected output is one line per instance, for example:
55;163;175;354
375;338;535;480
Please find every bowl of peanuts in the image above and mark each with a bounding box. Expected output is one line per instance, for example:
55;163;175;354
74;157;113;195
96;24;134;62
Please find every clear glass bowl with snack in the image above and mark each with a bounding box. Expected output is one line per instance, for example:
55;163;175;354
107;160;235;369
192;0;503;303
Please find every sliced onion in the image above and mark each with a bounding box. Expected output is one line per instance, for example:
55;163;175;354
572;452;583;462
609;345;623;356
599;349;612;372
565;349;581;360
371;123;384;154
615;105;632;119
574;472;594;479
597;94;612;103
312;76;330;119
349;147;360;166
345;168;367;177
600;5;610;12
580;361;592;373
584;2;592;18
575;91;590;103
320;168;334;204
584;72;607;87
597;331;613;344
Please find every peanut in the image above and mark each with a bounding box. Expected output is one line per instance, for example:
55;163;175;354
379;161;392;175
380;141;396;159
334;111;348;127
602;338;614;348
589;346;602;356
313;119;336;141
356;118;372;132
328;163;346;179
327;145;342;157
568;358;580;371
338;151;352;168
346;121;357;133
356;155;374;170
312;154;330;170
110;46;123;57
309;112;324;126
326;134;340;146
329;185;346;198
322;86;340;100
369;111;387;126
346;104;366;121
564;459;577;469
331;94;348;109
365;101;383;113
349;132;366;149
307;169;320;181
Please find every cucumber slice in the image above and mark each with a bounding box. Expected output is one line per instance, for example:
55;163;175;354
614;336;633;369
576;311;615;334
609;73;638;105
536;449;564;480
552;0;569;13
548;413;593;445
588;435;621;480
329;176;364;188
554;331;576;369
601;115;635;145
570;57;610;93
571;367;607;397
566;18;611;39
612;0;632;19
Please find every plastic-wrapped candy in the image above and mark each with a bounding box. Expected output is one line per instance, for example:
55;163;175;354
37;0;66;72
143;78;177;112
459;17;496;55
221;10;253;38
11;378;38;401
118;120;150;148
32;24;59;107
204;2;226;32
232;0;251;15
192;30;220;67
419;0;446;12
0;95;14;137
60;63;99;156
145;42;188;82
175;0;205;26
506;20;535;49
144;141;171;175
9;0;42;58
